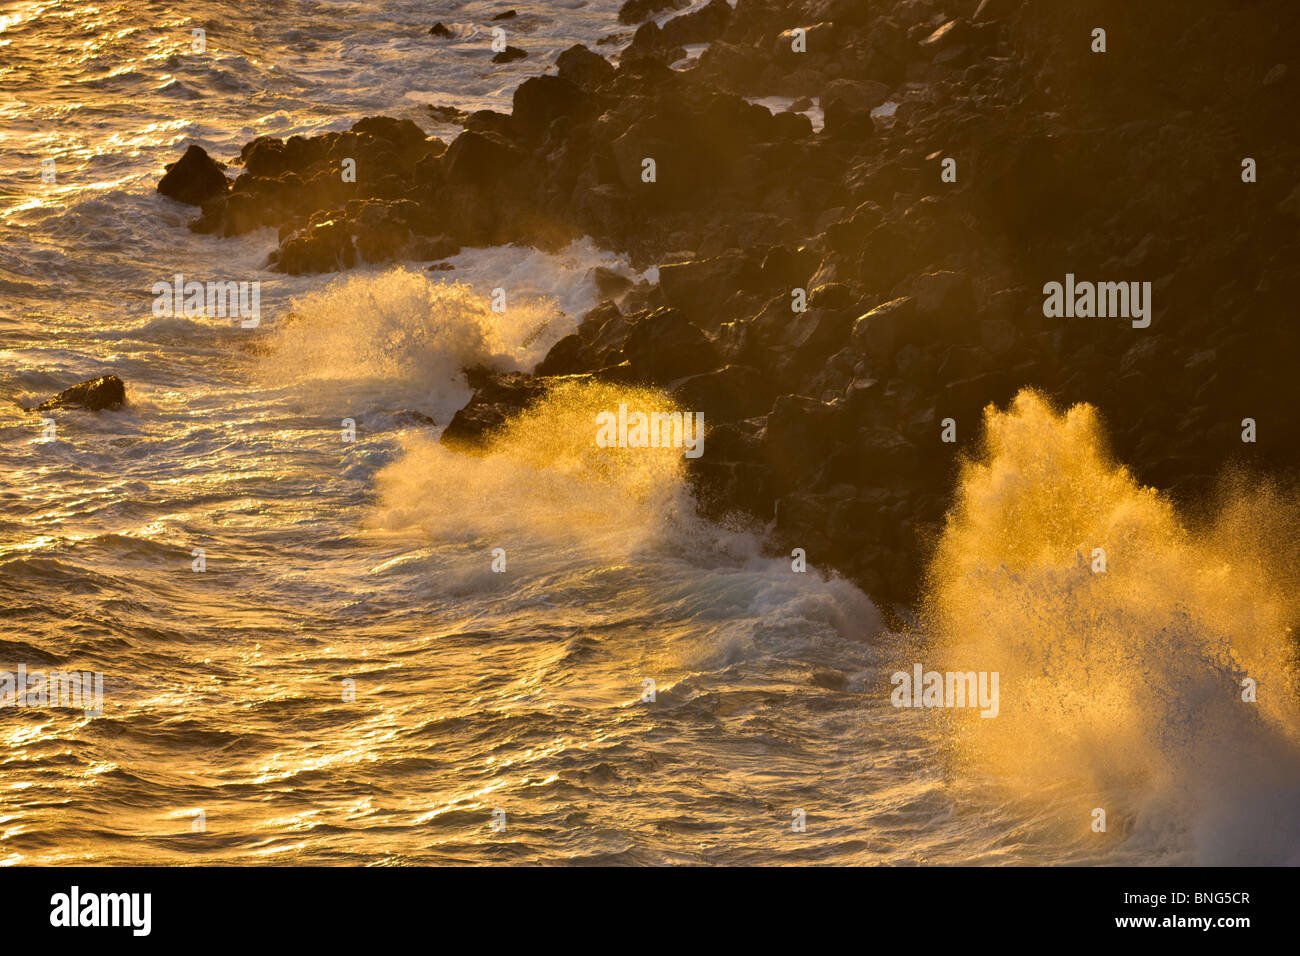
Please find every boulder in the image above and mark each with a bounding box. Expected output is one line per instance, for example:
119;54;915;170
440;369;552;450
621;308;720;381
618;0;688;25
29;374;127;412
820;80;885;139
659;0;732;48
511;75;591;142
443;130;526;186
274;217;356;274
492;46;528;64
657;253;756;323
349;116;431;157
672;364;772;422
157;145;229;206
556;44;616;90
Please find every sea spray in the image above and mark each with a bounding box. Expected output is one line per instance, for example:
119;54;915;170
259;267;566;419
368;380;696;563
921;389;1300;862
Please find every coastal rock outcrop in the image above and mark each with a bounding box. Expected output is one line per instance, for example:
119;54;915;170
157;145;229;206
173;0;1300;608
27;374;127;412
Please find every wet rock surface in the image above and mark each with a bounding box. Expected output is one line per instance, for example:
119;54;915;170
168;0;1300;609
26;374;127;412
157;145;229;206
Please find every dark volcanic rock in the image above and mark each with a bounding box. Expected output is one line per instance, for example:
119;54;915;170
621;308;720;382
440;368;553;451
29;374;127;412
672;365;772;423
189;0;1300;608
512;75;593;142
492;45;528;63
556;44;615;90
429;22;453;38
443;130;526;185
618;0;688;25
658;0;732;48
158;145;228;206
820;80;884;140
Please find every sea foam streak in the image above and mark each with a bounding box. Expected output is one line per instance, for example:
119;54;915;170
370;380;698;564
924;390;1300;863
367;378;882;644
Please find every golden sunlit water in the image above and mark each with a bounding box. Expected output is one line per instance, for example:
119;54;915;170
1;0;1298;868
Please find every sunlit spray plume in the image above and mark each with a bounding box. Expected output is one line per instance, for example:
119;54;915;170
922;389;1300;863
368;380;695;566
258;267;565;417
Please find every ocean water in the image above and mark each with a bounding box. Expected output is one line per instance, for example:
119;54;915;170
2;0;1298;866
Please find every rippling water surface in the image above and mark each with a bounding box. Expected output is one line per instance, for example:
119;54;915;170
2;0;1298;865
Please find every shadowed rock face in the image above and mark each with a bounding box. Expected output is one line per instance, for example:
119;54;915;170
168;0;1300;608
439;367;558;452
29;374;127;412
157;145;229;206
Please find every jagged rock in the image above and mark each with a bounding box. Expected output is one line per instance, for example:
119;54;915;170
904;270;976;344
158;145;229;206
658;253;756;323
429;22;453;38
762;395;840;493
919;19;971;51
274;217;356;274
659;0;732;48
443;130;526;186
29;374;127;412
556;44;615;89
590;267;633;301
820;80;885;139
169;0;1300;607
512;75;592;141
621;308;720;381
440;368;553;450
672;364;772;423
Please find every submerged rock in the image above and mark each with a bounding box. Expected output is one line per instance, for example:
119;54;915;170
492;46;528;64
28;374;127;412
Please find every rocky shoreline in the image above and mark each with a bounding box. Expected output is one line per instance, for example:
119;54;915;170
155;0;1300;612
